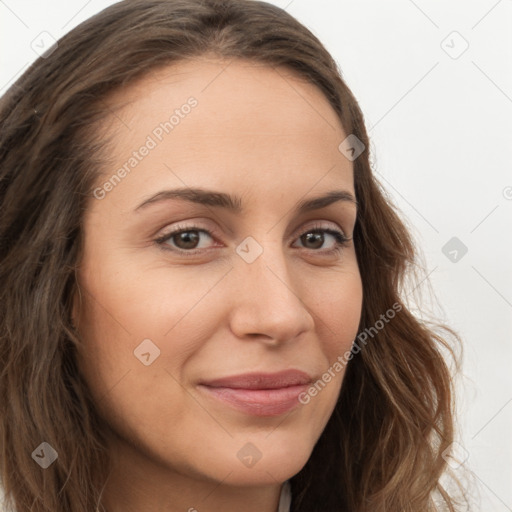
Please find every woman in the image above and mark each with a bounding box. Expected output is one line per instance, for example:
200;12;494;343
0;1;469;510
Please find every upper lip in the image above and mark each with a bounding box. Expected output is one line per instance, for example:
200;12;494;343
200;369;313;390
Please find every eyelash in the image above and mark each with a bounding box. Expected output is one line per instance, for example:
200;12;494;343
154;222;351;257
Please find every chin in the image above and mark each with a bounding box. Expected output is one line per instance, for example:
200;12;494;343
204;435;314;486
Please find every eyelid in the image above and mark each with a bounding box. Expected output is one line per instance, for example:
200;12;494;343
154;222;221;252
291;219;348;239
154;218;351;256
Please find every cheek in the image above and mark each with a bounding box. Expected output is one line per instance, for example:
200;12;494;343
312;267;363;355
294;266;362;418
75;254;211;358
73;252;230;417
73;268;196;450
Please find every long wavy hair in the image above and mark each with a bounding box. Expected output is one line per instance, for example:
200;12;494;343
0;1;469;510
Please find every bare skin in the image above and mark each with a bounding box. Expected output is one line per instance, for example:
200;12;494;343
73;56;363;512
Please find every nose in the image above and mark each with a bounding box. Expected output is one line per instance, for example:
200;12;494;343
226;241;315;345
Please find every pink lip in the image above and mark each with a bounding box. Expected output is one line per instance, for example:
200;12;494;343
198;370;312;416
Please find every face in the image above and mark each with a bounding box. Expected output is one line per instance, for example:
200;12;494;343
73;57;363;503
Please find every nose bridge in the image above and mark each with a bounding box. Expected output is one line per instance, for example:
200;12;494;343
236;232;292;295
228;233;313;341
240;242;290;298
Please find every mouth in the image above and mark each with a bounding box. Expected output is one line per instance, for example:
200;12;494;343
198;369;312;417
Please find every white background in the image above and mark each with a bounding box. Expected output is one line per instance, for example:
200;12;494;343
1;1;511;510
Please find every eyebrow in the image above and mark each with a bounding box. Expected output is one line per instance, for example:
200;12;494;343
134;187;358;214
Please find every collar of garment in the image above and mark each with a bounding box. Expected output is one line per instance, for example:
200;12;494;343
277;480;292;512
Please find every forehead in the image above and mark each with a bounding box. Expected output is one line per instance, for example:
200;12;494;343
108;56;345;130
92;57;354;213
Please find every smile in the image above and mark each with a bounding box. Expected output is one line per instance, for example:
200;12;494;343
198;369;313;416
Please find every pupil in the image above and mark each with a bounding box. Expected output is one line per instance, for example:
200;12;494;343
176;231;199;249
172;231;325;251
303;232;323;249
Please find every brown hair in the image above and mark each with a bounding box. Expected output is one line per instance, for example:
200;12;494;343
0;1;469;510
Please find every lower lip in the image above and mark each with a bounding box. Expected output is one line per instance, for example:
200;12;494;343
198;384;309;416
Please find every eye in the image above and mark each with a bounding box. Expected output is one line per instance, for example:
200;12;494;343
292;223;351;254
154;224;216;254
154;222;351;256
